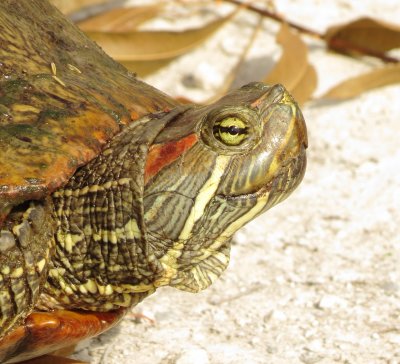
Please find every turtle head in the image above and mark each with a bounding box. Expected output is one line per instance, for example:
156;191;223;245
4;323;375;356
143;82;307;292
198;82;307;201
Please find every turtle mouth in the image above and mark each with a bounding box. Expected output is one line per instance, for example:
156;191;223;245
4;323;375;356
217;147;307;203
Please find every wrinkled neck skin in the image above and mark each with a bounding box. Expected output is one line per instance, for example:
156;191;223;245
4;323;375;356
43;106;236;312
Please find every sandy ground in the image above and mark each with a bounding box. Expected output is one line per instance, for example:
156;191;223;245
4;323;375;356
71;1;400;363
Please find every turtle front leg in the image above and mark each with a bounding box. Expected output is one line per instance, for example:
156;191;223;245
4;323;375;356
0;200;55;339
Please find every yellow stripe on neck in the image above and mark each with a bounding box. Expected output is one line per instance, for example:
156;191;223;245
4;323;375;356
179;155;230;240
155;155;230;287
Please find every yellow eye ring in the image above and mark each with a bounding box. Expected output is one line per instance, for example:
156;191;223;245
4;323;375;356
213;117;248;146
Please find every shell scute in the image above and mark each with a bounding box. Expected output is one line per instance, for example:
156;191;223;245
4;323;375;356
0;0;177;217
0;309;125;363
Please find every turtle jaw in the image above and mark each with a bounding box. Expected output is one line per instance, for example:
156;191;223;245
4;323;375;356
255;85;308;208
260;146;307;204
217;145;307;206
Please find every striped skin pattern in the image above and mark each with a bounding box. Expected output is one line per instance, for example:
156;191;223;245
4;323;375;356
42;82;307;312
0;82;307;340
43;109;190;312
143;83;307;292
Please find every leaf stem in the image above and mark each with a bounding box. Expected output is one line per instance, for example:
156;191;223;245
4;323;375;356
224;0;399;63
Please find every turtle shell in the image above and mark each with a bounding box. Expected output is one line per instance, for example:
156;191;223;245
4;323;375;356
0;0;178;223
0;309;125;363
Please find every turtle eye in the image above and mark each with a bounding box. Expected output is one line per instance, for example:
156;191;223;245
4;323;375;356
213;117;248;146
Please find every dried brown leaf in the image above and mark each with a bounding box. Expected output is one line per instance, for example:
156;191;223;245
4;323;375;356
264;23;316;103
50;0;111;15
264;23;307;88
321;64;400;100
85;15;232;61
78;5;162;32
325;17;400;54
291;64;318;105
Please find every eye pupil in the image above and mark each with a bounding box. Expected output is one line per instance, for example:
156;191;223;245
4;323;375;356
228;126;240;135
212;116;248;146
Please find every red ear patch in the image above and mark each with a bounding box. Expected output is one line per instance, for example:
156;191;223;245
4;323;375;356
144;133;198;184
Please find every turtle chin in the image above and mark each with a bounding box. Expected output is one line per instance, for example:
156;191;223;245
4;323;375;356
219;147;306;209
259;147;306;211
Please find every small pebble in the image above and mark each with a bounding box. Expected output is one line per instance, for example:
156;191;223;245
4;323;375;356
266;345;278;354
181;73;203;89
271;310;287;321
306;339;323;352
387;333;400;345
304;328;317;338
379;281;400;294
316;295;348;309
176;348;209;364
300;351;324;364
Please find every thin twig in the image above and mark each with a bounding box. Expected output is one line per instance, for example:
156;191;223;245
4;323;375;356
328;38;400;63
224;0;400;63
224;0;324;38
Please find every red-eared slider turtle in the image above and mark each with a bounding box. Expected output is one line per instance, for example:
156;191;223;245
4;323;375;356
0;0;307;362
